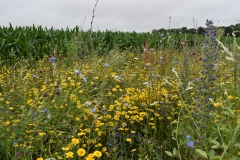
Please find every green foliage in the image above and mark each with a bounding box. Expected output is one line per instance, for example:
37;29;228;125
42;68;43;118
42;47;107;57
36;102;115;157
1;24;240;65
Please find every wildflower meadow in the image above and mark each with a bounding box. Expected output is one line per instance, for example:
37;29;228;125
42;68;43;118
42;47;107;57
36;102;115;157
0;19;240;160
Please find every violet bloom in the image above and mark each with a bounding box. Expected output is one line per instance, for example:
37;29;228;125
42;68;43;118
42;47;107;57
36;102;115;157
49;56;56;62
43;92;48;98
187;141;194;149
55;90;60;95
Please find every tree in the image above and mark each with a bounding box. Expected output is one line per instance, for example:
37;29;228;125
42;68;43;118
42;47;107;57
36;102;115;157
180;27;188;33
152;29;158;34
224;26;233;36
234;24;240;37
188;28;197;34
197;27;205;35
158;28;165;32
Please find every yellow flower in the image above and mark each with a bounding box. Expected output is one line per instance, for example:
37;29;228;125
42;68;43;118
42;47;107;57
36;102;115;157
78;132;85;136
3;121;10;126
38;132;46;136
37;158;44;160
102;147;107;152
65;151;74;158
214;102;221;107
94;150;102;158
57;156;63;159
126;138;132;143
112;88;117;92
86;156;95;160
228;95;234;100
95;143;102;147
62;147;70;151
71;138;79;145
77;148;86;157
131;149;136;152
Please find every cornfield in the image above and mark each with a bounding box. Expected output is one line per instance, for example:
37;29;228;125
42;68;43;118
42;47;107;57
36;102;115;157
0;24;239;64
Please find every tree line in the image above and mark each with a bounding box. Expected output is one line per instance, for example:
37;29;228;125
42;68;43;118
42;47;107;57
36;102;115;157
152;23;240;37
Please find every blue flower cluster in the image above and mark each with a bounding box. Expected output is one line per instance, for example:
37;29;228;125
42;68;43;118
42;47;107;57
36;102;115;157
197;19;218;111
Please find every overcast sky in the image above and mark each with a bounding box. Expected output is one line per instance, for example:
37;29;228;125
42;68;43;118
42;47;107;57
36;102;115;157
1;0;240;32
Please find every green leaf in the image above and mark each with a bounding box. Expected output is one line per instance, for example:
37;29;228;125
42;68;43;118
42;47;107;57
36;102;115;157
211;140;221;147
211;144;220;149
222;111;230;116
195;149;208;159
173;147;177;156
226;107;235;116
165;151;173;157
233;143;240;149
208;149;215;158
211;156;223;160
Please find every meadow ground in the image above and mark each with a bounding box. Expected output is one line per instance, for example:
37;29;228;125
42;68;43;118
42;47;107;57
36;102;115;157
0;21;240;160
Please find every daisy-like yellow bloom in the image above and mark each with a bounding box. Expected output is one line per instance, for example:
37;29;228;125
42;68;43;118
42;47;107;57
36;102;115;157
37;158;44;160
77;148;86;157
86;156;95;160
65;151;74;158
71;138;79;145
86;153;95;160
94;150;102;158
38;132;46;136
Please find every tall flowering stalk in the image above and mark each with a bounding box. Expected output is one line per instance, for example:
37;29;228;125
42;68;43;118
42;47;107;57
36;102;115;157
197;19;218;111
194;20;218;142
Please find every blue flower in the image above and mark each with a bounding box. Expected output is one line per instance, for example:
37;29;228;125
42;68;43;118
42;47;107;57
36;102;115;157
82;76;87;82
32;74;37;79
187;141;194;149
49;56;56;62
186;135;191;139
104;63;109;67
160;34;164;37
91;108;96;113
74;70;82;75
44;109;48;114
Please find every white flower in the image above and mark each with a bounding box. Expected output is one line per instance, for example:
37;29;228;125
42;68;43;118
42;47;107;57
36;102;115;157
226;56;235;61
150;101;159;106
142;81;152;88
163;78;173;86
84;101;92;106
